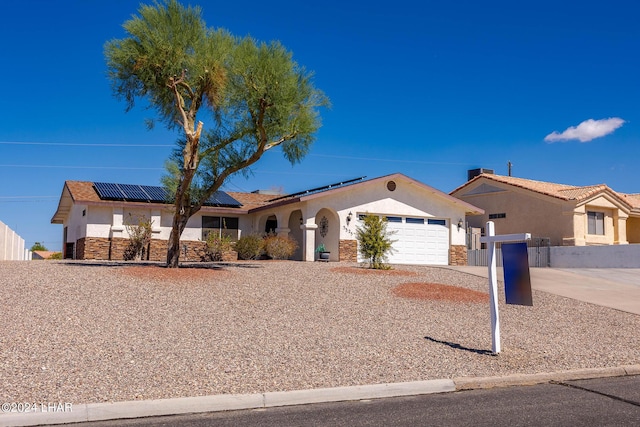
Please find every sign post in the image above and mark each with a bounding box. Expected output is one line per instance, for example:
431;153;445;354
479;221;531;354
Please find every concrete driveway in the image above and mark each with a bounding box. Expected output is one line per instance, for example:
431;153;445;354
444;266;640;316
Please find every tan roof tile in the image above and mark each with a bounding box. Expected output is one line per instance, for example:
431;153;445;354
620;193;640;210
226;191;277;210
462;174;625;203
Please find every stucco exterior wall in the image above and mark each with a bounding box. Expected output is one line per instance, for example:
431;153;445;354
310;179;468;246
86;206;112;239
628;217;640;243
459;189;573;246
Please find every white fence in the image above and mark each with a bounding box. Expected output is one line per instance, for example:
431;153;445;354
0;220;28;260
468;244;640;268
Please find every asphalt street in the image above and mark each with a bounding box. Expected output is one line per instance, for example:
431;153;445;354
63;375;640;427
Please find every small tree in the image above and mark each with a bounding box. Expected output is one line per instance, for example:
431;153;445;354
31;242;48;251
124;214;153;261
356;214;396;269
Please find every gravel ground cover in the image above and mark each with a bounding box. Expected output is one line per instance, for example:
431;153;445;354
1;260;639;404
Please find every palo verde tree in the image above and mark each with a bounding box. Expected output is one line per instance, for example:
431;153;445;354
105;0;328;267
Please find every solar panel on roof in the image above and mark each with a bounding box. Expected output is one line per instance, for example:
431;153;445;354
93;182;241;207
94;182;126;200
205;191;242;207
118;184;150;202
140;185;169;203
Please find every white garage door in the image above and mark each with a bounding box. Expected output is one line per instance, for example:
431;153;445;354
358;216;450;265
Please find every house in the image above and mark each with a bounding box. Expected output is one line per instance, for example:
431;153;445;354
450;172;640;246
51;173;483;265
32;250;59;260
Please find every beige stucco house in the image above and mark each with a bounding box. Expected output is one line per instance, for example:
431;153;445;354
52;173;483;265
451;173;640;246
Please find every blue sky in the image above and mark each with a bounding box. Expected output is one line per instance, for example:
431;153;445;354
1;0;639;251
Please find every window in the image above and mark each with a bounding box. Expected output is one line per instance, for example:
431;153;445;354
427;219;446;226
385;216;402;223
587;211;604;235
202;216;239;241
489;213;506;219
406;217;425;224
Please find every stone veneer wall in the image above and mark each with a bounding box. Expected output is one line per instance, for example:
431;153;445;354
339;239;357;262
76;237;110;260
449;245;467;266
79;237;237;262
75;238;84;260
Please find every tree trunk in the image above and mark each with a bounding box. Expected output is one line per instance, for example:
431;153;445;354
166;210;191;268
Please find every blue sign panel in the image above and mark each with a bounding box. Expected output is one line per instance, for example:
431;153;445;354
502;242;533;306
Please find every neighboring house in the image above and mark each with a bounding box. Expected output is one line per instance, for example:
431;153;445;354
451;173;640;246
32;250;58;260
51;173;483;265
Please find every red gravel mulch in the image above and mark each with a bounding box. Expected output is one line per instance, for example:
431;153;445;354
392;282;489;303
330;266;418;277
119;265;229;282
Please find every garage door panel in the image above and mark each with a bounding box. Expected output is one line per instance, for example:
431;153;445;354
358;216;449;265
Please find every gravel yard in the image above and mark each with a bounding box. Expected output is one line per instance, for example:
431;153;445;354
1;260;639;404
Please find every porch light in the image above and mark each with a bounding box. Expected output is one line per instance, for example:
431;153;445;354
457;218;464;230
347;211;353;224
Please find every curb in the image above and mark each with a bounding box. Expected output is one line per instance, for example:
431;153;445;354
2;365;639;426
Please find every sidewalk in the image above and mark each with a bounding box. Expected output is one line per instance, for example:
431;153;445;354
3;365;640;426
444;266;640;316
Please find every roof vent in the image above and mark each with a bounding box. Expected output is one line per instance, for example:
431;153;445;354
467;168;494;181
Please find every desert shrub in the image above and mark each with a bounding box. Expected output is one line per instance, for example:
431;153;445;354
124;213;153;261
263;234;298;260
356;214;396;269
234;233;265;260
205;232;235;261
49;252;63;260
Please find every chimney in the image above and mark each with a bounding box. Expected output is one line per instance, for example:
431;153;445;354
467;168;494;181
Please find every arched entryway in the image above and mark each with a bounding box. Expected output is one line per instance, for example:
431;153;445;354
265;215;277;234
288;210;304;260
315;208;339;261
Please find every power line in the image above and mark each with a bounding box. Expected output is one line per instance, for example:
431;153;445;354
309;154;472;166
0;141;173;147
1;141;488;167
0;196;57;199
0;164;164;170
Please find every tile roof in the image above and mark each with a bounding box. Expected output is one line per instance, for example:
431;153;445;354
226;191;276;210
452;175;640;218
620;193;640;210
454;174;630;204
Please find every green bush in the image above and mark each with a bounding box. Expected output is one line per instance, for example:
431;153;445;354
205;232;235;261
49;252;63;260
263;234;298;260
235;233;265;260
356;214;396;269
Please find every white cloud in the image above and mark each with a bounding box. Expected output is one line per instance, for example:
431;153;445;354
544;117;625;143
